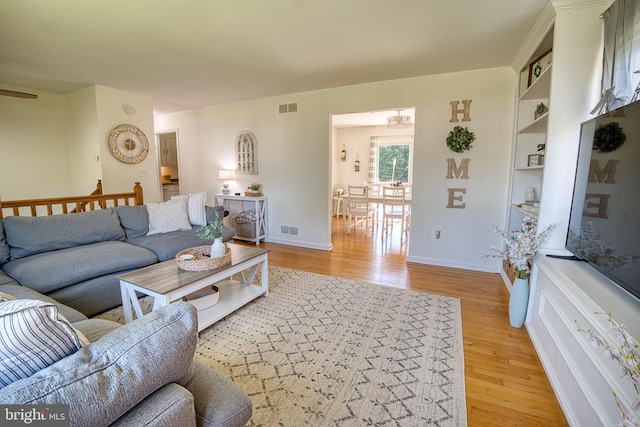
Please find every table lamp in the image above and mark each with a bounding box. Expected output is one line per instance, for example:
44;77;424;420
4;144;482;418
218;170;236;195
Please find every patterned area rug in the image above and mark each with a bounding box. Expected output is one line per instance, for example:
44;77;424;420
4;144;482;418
97;266;466;426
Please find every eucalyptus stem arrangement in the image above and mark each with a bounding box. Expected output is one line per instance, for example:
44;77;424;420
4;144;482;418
196;213;223;239
487;216;558;279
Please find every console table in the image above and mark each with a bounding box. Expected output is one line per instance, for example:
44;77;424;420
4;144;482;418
213;194;267;245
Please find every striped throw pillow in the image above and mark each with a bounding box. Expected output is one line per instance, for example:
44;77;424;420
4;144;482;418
172;192;207;226
0;299;89;388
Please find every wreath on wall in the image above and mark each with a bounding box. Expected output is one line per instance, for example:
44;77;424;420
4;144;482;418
446;125;476;153
593;122;626;153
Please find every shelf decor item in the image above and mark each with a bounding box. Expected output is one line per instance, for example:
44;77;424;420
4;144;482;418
446;125;475;153
528;154;543;167
486;216;559;328
593;122;626;153
534;102;548;120
245;182;262;197
527;48;552;88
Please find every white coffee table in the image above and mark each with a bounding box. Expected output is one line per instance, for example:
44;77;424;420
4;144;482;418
118;243;269;332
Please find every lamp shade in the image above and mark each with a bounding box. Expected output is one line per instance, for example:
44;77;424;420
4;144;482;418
218;170;236;180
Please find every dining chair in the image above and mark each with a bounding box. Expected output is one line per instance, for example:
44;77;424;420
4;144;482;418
381;185;410;240
345;185;376;234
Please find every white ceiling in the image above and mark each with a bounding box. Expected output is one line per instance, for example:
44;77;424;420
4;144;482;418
0;0;546;116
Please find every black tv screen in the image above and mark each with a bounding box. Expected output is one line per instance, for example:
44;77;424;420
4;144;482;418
566;99;640;301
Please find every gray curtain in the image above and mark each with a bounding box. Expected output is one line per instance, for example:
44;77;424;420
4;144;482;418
597;0;640;112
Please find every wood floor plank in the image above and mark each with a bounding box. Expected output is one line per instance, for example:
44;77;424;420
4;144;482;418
236;218;569;426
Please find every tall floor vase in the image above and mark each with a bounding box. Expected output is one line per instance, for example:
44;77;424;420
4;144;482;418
509;277;529;328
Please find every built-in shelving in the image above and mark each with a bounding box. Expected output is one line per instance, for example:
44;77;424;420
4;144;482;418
503;29;553;282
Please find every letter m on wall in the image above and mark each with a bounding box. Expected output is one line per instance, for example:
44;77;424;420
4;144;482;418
446;158;470;179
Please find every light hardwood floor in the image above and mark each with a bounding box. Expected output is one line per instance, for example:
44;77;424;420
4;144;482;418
236;217;569;426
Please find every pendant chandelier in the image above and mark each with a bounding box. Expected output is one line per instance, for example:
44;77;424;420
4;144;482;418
386;110;412;129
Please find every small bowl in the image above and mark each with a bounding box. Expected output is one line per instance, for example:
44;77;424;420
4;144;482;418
179;254;195;261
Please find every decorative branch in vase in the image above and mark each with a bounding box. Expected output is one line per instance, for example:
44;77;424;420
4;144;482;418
486;216;558;327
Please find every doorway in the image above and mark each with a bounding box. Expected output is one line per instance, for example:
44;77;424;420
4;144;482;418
330;108;415;246
156;131;180;201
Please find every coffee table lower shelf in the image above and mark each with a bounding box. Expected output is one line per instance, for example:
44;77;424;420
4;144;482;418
196;279;266;330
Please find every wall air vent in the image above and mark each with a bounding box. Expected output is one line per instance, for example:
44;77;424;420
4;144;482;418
279;103;298;114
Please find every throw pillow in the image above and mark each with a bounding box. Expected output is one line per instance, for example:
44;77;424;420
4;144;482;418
146;197;192;236
171;192;207;226
0;299;89;388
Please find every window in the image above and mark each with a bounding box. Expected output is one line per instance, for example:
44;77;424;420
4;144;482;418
236;131;258;174
369;136;413;185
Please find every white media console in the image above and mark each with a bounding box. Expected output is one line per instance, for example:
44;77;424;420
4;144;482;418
526;252;640;426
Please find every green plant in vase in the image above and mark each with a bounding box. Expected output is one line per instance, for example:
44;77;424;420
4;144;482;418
196;219;223;240
196;213;225;258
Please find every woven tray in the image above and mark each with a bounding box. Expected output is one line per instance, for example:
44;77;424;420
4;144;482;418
176;245;231;271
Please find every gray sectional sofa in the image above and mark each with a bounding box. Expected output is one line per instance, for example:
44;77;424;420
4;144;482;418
0;205;253;426
0;293;252;427
0;204;235;316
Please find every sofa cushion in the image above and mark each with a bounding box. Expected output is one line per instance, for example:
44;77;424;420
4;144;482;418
47;272;143;318
0;299;89;388
146;198;192;235
3;209;125;260
186;360;253;427
0;221;10;265
0;269;18;287
72;318;122;342
0;284;87;323
116;205;149;238
172;192;207;226
127;227;232;262
111;383;196;427
2;241;158;294
0;302;198;427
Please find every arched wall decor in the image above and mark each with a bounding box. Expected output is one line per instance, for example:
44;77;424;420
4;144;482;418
236;131;258;174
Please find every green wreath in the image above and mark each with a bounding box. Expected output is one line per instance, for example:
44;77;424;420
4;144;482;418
446;125;475;153
593;122;626;153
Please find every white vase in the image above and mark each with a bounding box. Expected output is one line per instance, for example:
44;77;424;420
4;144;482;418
509;277;529;328
210;238;226;259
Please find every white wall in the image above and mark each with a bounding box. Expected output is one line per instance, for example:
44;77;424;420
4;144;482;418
0;84;160;204
95;85;160;202
155;67;516;272
67;85;100;195
0;84;72;199
539;3;607;249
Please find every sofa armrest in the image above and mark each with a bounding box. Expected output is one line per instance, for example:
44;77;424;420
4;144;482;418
0;302;198;427
184;360;252;427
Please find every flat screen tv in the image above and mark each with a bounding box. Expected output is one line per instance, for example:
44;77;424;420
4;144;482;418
566;99;640;301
